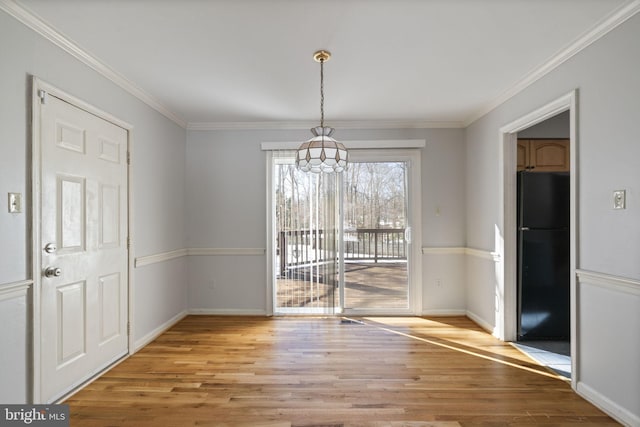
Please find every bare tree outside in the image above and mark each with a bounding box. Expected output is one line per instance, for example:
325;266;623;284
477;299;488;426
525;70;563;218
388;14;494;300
344;162;407;230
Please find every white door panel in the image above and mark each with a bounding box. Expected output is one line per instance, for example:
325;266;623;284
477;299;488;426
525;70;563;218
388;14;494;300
56;281;86;366
39;93;128;402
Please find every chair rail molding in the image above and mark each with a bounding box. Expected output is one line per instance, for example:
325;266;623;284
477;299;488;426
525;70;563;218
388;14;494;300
134;249;188;268
576;269;640;295
134;248;267;268
421;246;500;262
0;279;33;301
188;248;266;256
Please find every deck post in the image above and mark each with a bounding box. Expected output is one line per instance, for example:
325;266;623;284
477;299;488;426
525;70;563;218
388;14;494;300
279;231;287;276
374;230;378;263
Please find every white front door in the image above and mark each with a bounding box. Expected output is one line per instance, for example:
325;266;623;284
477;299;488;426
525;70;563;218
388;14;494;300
38;91;129;402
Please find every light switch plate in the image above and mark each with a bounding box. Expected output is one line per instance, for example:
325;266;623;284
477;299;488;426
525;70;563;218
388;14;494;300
8;193;22;213
613;190;626;210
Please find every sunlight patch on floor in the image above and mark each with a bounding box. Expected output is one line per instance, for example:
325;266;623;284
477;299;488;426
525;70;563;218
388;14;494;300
360;316;568;381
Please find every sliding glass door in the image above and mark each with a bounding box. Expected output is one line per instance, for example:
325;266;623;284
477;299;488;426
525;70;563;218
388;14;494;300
270;149;421;315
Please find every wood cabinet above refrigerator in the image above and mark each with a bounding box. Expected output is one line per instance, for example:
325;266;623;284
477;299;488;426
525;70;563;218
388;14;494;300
517;139;570;172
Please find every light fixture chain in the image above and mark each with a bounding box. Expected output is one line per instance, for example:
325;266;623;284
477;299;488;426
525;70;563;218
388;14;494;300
320;57;324;128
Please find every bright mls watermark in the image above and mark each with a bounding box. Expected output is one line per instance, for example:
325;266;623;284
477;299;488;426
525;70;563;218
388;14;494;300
0;405;69;426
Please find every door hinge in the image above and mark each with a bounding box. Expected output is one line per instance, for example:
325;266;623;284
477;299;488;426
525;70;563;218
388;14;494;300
127;237;131;249
127;322;131;335
38;89;47;104
126;151;131;165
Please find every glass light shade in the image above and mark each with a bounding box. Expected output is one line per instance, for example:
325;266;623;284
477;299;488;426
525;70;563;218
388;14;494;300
296;126;348;173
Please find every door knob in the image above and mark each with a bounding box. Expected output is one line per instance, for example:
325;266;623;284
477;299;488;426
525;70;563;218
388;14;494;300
44;267;62;278
44;243;57;254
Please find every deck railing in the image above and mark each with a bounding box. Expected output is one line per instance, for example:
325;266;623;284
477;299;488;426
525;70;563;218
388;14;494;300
278;228;406;275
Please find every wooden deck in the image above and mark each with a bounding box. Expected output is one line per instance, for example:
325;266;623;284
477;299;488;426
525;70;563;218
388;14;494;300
344;262;408;308
64;316;618;426
277;261;408;309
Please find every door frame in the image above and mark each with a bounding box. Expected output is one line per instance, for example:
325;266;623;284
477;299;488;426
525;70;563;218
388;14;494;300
31;77;134;403
265;146;422;316
498;89;577;389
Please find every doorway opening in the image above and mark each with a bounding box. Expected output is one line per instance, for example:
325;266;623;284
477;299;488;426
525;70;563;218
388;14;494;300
498;90;577;388
269;149;421;316
515;111;571;378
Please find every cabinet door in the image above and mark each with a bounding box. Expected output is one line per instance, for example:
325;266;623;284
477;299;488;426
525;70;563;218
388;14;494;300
517;140;529;171
529;139;570;172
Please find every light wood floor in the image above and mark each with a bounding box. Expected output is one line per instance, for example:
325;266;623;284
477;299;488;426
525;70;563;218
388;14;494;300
65;316;618;426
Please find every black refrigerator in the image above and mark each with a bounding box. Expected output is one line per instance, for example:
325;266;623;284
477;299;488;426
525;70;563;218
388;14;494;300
517;171;570;340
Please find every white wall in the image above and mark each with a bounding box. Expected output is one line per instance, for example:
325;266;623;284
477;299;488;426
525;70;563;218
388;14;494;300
0;9;188;403
133;258;188;349
577;273;640;424
465;12;640;425
0;287;29;403
186;128;466;314
420;129;467;314
0;10;33;286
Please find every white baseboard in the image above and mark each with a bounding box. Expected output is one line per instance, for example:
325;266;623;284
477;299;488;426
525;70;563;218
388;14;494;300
422;309;467;316
465;310;497;335
133;310;188;351
188;308;268;316
577;381;639;427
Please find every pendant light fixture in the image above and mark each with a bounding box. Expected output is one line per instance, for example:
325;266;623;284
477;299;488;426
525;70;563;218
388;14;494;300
296;50;348;173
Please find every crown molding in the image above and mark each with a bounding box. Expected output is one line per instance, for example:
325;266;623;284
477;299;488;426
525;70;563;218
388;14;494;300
4;0;638;131
261;139;426;151
464;0;640;127
0;0;187;128
187;120;465;131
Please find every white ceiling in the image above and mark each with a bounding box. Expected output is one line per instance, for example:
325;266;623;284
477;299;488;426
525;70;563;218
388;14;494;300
10;0;635;128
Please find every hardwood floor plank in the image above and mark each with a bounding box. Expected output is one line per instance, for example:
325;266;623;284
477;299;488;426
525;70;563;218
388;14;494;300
64;316;619;426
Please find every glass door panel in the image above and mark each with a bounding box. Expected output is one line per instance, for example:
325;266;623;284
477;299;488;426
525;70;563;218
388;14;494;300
342;161;409;310
273;158;338;314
